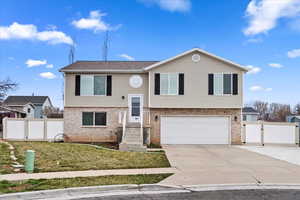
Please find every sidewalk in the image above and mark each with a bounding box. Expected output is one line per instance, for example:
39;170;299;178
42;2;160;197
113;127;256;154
0;168;178;181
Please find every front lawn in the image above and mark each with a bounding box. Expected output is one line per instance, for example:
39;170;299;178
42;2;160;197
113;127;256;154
0;143;14;174
10;142;170;172
0;174;172;194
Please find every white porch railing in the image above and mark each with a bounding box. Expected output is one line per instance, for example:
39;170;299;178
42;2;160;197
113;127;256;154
118;110;150;144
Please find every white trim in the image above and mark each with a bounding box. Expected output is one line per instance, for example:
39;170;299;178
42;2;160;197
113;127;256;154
60;69;145;73
145;48;248;72
128;94;144;123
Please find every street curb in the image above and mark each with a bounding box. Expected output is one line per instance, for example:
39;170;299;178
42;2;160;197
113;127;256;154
2;183;300;200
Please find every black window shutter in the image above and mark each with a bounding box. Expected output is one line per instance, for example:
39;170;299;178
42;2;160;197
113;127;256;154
154;73;160;95
178;73;184;95
232;73;238;95
106;75;112;96
75;75;80;96
208;74;214;95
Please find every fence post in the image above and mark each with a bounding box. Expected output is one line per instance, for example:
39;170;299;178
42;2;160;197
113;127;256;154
44;119;47;141
3;117;7;139
242;123;246;144
24;118;29;140
261;121;264;146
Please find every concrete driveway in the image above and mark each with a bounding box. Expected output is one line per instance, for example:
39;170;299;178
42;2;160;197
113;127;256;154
160;145;300;186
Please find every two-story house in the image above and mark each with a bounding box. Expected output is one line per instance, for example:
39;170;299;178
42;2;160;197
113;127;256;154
60;48;247;151
3;96;53;118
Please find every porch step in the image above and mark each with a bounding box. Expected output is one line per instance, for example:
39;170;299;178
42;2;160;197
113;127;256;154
119;143;147;152
126;123;142;128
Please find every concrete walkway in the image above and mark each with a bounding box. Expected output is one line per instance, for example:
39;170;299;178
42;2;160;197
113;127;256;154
160;145;300;186
0;168;178;181
238;145;300;166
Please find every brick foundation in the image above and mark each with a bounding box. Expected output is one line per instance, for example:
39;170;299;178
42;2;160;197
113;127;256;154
64;107;241;145
149;108;242;145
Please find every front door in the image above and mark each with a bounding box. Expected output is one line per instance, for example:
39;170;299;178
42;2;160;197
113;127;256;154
128;94;143;123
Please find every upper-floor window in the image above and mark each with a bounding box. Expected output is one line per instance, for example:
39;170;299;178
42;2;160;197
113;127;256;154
27;108;31;113
81;75;106;96
154;73;184;96
160;73;178;95
75;75;112;96
208;73;238;96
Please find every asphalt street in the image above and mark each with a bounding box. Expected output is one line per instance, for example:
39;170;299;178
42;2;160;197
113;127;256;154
76;189;300;200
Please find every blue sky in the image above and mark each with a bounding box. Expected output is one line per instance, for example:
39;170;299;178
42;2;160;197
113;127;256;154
1;0;300;108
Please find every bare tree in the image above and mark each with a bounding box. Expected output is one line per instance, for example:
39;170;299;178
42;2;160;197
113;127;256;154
253;101;268;120
268;103;291;122
0;78;18;102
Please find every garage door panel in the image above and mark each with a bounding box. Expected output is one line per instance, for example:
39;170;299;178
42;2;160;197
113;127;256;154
161;116;230;144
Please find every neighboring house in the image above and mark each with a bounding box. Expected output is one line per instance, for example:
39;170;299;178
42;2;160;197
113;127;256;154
60;48;247;149
287;115;300;123
3;96;53;118
242;107;259;121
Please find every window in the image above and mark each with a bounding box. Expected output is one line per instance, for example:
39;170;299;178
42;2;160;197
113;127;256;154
95;112;107;125
131;97;141;116
82;112;107;126
213;73;233;95
160;73;178;95
27;108;31;113
80;75;106;96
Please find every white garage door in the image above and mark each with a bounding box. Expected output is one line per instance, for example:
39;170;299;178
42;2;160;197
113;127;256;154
161;116;230;144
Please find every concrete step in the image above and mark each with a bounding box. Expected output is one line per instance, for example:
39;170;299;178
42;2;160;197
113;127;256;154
119;143;147;152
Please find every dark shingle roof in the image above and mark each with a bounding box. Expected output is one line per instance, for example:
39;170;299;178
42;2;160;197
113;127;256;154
59;61;159;72
242;107;258;113
3;96;49;106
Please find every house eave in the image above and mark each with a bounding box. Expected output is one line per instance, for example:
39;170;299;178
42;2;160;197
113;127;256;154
144;48;249;72
59;69;146;73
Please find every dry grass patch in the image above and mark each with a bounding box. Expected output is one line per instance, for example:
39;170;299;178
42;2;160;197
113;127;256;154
11;142;170;172
0;143;14;174
0;173;172;194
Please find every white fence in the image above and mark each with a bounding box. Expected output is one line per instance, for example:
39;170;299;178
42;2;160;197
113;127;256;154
242;121;299;145
2;117;63;141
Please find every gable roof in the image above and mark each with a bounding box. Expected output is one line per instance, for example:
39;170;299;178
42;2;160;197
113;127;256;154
3;96;49;106
242;107;259;114
59;61;158;73
144;48;248;72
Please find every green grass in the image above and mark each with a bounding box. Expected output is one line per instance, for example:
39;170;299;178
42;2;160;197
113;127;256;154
0;174;172;194
0;143;14;174
10;142;170;173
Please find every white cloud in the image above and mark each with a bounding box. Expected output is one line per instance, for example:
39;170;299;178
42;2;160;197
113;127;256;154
246;65;261;74
46;64;54;68
139;0;191;12
0;22;73;45
269;63;283;68
72;10;120;32
26;59;47;67
287;48;300;58
246;38;263;43
250;85;272;92
243;0;300;36
39;72;56;79
119;54;135;61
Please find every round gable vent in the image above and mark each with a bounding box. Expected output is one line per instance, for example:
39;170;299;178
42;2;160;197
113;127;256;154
129;75;143;88
192;54;201;62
